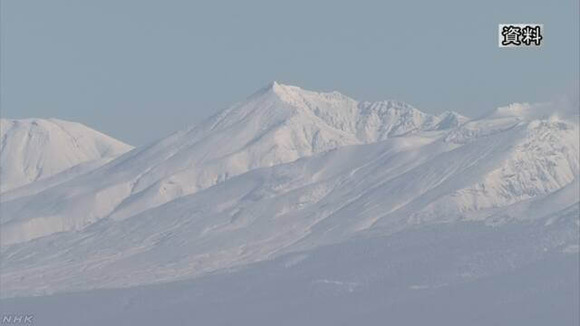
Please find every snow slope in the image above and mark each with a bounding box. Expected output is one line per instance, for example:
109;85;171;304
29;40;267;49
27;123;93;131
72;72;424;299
0;84;577;302
2;216;578;326
0;83;468;245
0;118;132;193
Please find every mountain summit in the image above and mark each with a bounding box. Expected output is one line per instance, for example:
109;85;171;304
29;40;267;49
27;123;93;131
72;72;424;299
0;118;132;193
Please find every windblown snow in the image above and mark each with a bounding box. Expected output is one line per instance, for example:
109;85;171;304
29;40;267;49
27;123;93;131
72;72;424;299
0;83;578;325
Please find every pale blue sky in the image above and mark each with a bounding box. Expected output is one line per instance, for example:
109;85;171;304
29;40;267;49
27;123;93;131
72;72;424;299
1;0;578;145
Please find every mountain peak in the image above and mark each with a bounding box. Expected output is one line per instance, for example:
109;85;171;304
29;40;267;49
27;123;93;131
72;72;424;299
0;118;132;192
262;80;296;92
267;80;282;92
270;81;302;97
226;83;466;144
251;81;301;101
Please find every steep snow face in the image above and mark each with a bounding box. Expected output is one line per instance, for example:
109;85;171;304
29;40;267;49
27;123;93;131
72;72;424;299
436;111;469;129
453;120;577;210
411;103;579;223
409;125;578;224
0;119;133;193
356;101;434;141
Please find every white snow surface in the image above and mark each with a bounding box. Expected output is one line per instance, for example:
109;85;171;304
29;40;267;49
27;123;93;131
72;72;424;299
0;118;132;193
0;82;471;245
0;83;578;325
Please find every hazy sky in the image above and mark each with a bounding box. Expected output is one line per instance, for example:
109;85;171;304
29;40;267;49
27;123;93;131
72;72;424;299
1;0;578;145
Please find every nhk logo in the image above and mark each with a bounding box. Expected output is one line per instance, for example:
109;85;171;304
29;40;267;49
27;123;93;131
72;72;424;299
1;315;34;324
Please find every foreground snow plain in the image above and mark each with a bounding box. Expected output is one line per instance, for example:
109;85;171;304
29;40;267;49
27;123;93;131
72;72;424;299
1;83;578;325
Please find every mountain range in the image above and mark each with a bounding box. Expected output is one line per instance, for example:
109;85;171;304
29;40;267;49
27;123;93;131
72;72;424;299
1;83;578;325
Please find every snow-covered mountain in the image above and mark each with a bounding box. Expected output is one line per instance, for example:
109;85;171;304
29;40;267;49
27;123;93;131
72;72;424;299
0;82;469;245
0;83;578;325
0;118;133;193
